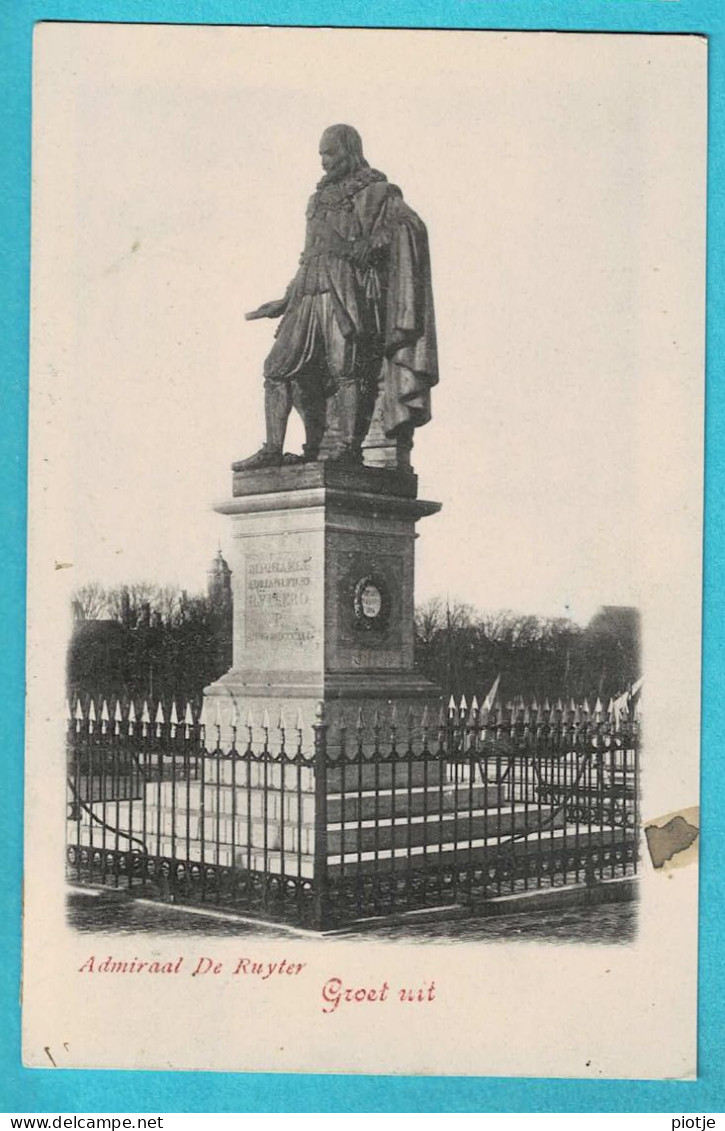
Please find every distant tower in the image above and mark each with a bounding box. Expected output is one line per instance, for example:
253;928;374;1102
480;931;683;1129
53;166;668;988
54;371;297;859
207;549;232;612
207;549;233;674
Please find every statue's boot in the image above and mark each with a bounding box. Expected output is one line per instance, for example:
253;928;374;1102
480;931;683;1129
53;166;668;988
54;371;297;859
234;444;283;471
291;376;326;462
236;381;291;470
327;381;363;466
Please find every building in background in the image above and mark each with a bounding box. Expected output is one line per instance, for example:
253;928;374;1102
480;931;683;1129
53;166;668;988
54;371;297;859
207;549;233;677
67;551;234;705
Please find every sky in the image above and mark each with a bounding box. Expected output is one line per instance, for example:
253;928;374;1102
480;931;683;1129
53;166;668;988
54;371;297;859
30;25;707;625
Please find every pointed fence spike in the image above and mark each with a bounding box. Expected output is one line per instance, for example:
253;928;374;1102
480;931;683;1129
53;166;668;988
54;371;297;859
128;701;137;724
356;707;365;731
141;701;151;724
421;704;429;728
168;699;179;738
459;693;468;712
471;695;479;712
155;702;165;724
88;700;97;721
246;707;255;729
114;701;123;722
296;707;304;732
448;694;456;713
278;707;287;731
75;699;84;721
184;702;194;726
262;707;271;731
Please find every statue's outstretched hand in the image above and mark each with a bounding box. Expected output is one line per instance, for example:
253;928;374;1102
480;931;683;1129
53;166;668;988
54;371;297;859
245;298;287;321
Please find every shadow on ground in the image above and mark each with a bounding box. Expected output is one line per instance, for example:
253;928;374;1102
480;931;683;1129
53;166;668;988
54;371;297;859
67;889;637;945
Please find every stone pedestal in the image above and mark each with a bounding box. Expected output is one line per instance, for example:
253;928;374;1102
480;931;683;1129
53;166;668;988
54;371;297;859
203;463;442;745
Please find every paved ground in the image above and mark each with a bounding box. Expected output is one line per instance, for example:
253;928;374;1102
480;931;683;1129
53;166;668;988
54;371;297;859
67;888;637;945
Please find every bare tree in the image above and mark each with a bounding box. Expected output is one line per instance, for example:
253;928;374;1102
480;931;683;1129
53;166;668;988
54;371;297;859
71;582;108;621
414;596;445;648
154;584;183;626
104;583;167;627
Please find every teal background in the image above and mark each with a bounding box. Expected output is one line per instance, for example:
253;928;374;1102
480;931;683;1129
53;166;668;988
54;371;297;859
2;0;722;1113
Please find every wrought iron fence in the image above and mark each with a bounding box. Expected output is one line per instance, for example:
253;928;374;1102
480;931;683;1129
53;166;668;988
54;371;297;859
66;695;640;930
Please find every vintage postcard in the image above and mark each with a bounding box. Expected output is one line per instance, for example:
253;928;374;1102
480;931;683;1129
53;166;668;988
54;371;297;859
23;24;705;1078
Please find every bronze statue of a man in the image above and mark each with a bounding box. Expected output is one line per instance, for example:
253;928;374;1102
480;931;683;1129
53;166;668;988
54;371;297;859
240;124;438;470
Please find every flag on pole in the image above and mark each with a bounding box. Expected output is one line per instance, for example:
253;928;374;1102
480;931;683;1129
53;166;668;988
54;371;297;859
482;674;501;712
611;678;643;727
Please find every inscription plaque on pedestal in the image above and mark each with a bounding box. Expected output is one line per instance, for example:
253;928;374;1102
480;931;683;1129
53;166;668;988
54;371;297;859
245;552;315;647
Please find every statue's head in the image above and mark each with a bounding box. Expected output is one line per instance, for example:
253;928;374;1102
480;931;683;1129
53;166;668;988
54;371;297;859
319;124;369;181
